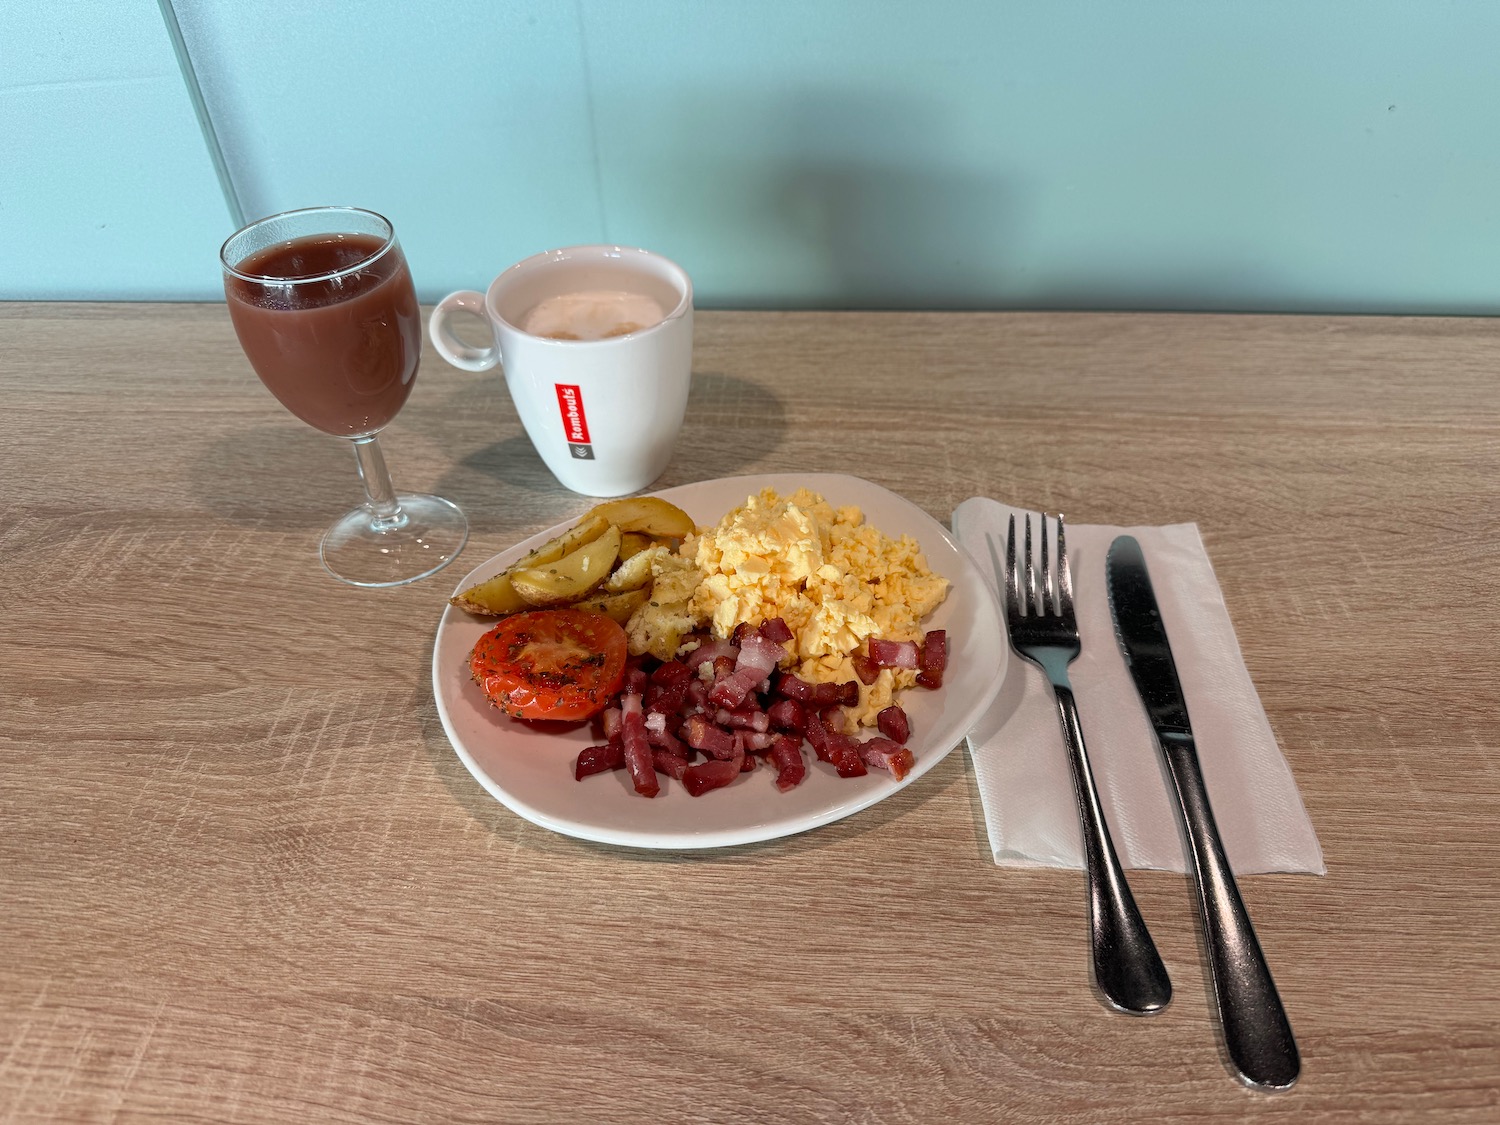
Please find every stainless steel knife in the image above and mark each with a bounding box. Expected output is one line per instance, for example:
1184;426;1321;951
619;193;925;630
1105;534;1300;1091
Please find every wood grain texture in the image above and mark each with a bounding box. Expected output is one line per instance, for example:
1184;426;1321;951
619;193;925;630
2;303;1498;1122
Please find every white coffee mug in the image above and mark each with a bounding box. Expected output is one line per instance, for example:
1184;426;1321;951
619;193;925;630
428;245;693;497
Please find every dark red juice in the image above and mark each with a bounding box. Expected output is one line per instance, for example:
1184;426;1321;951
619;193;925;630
225;232;421;437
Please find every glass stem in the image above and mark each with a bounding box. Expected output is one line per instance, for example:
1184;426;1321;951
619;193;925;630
350;435;407;531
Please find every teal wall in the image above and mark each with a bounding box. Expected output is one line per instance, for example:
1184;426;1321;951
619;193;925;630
3;5;228;299
6;2;1498;312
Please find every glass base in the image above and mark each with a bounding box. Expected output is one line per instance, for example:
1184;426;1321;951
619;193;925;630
319;493;468;588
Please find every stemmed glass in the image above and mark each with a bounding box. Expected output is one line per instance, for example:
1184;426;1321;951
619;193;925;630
220;206;467;587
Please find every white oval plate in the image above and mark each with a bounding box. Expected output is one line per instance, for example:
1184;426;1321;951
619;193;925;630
431;473;1006;849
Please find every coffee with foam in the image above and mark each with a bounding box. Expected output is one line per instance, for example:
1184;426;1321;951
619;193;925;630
521;289;666;341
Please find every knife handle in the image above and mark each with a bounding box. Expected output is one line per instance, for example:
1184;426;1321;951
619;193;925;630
1159;735;1301;1090
1050;682;1172;1016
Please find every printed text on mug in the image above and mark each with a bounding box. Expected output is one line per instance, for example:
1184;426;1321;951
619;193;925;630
555;384;594;459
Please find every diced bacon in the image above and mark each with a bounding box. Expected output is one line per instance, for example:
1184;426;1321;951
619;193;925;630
858;736;915;781
575;743;624;779
916;629;947;689
707;674;751;710
683;751;744;796
758;617;794;644
652;749;690;781
867;638;919;669
730;621;756;647
772;674;853;709
645;678;690;715
766;698;806;735
738;632;787;676
773;672;817;702
574;614;939;798
715;707;769;732
711;631;787;709
681;638;738;673
600;707;622;742
876;705;910;744
804;709;832;759
823;732;867;778
708;648;780;708
682;713;739;759
736;730;775;752
769;735;807;792
619;693;659;797
650;660;694;687
643;711;689;756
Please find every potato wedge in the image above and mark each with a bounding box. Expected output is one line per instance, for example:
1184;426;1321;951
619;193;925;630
617;531;655;563
509;524;622;606
448;570;531;617
582;496;696;539
521;512;612;567
448;513;612;615
604;544;670;594
572;587;651;625
625;598;697;662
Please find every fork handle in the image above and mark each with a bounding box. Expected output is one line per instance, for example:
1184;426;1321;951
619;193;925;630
1051;681;1172;1015
1157;733;1300;1089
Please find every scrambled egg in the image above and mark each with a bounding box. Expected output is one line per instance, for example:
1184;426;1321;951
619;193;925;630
683;487;950;728
622;546;705;662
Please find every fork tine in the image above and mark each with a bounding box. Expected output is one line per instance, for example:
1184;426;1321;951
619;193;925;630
1023;513;1037;617
1005;513;1019;612
1039;512;1052;616
1057;513;1074;616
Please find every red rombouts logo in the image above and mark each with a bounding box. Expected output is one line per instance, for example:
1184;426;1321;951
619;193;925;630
555;384;594;459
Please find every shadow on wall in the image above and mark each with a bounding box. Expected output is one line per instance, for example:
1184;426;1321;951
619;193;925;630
641;88;1018;310
770;159;1016;310
760;158;1289;313
1017;263;1296;314
647;88;1290;313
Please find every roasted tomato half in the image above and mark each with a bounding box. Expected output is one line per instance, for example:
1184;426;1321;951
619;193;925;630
470;608;628;722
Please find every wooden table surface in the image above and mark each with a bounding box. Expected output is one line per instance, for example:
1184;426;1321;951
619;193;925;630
2;303;1497;1123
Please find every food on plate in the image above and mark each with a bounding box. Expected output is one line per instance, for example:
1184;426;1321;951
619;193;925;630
583;495;696;540
572;587;651;624
621;549;704;662
460;485;953;798
686;488;950;728
447;566;531;618
508;524;623;606
618;531;654;563
600;543;658;593
449;512;612;615
469;608;627;722
449;499;694;617
576;614;947;798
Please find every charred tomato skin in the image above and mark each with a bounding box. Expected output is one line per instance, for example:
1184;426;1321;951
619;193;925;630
470;608;628;722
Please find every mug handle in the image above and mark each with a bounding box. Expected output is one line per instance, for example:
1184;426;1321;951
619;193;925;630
428;290;498;371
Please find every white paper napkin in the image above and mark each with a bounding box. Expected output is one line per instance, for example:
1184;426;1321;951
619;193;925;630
951;498;1325;875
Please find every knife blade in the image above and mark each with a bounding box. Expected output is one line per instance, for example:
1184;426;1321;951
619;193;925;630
1105;534;1300;1091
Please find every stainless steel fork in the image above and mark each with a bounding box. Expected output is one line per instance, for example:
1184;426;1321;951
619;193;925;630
1004;512;1172;1015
